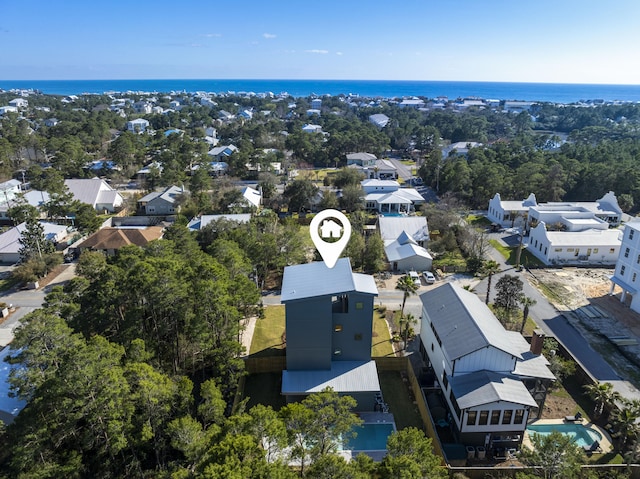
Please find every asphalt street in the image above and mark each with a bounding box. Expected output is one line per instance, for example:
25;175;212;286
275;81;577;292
474;232;640;401
0;264;77;346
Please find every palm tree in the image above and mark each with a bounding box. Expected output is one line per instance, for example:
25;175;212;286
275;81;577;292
584;382;622;419
480;260;501;304
398;313;417;350
519;296;537;333
395;274;419;319
611;403;640;449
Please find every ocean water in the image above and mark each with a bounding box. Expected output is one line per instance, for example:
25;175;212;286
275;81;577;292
2;79;640;103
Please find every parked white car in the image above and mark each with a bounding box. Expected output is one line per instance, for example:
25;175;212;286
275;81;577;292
423;271;436;284
408;271;421;286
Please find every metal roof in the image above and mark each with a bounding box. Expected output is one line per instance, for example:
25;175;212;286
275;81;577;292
281;258;378;303
378;216;429;243
420;283;523;361
451;371;539;409
282;360;380;395
385;240;432;262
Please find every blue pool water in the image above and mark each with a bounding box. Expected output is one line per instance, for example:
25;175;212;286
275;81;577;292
344;423;395;451
526;423;602;448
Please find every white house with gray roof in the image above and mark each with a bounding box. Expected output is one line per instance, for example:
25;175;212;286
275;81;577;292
419;283;554;447
64;178;124;213
378;216;432;272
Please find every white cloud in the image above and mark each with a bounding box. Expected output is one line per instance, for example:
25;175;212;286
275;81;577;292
336;51;343;56
202;33;222;38
305;49;329;54
263;33;277;39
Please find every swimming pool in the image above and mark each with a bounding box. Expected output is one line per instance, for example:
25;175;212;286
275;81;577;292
344;423;395;451
526;423;602;448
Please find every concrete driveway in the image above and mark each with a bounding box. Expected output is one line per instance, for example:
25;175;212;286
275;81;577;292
0;264;77;346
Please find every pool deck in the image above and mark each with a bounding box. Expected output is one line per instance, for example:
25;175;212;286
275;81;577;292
522;418;612;453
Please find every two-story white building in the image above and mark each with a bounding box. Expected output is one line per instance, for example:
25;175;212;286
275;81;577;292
362;179;424;214
487;193;538;229
419;283;554;448
610;221;640;313
126;118;150;133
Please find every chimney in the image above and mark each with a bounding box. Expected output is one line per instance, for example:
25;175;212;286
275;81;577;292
530;329;545;355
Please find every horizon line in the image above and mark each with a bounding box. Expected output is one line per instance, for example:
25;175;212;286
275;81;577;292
2;78;640;87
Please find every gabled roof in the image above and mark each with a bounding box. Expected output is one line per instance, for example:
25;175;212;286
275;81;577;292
0;222;68;255
241;186;261;208
346;152;377;162
187;214;251;231
64;178;123;208
450;371;539;409
78;226;164;251
281;258;377;303
385;240;432;263
378;216;429;243
139;185;185;205
420;283;523;361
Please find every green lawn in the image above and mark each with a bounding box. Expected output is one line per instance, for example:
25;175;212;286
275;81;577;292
250;305;286;357
378;371;424;430
0;275;20;292
488;239;544;268
243;372;286;410
250;304;395;358
372;313;394;357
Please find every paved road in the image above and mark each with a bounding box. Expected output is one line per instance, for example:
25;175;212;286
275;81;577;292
387;158;413;182
473;232;640;401
0;264;77;346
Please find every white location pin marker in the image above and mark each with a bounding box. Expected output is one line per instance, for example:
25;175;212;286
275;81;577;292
309;209;352;269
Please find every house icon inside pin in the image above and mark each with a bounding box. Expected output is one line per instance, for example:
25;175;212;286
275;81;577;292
319;219;343;239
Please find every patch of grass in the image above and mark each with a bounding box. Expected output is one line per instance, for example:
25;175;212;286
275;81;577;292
0;275;20;292
467;215;491;227
488;239;545;268
250;305;286;357
558;374;594;419
521;317;538;336
242;372;286;411
378;371;424;430
372;312;394;357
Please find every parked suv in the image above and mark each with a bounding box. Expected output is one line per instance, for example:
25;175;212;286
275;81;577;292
408;271;421;286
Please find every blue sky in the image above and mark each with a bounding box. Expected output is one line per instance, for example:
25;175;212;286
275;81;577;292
2;0;639;84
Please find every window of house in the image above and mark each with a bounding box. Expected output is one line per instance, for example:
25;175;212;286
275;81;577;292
334;324;343;332
567;248;574;252
355;302;363;310
630;229;635;240
354;333;362;341
490;411;501;425
625;248;630;258
633;273;637;283
621;265;626;276
467;411;477;426
637;254;640;264
442;372;448;390
449;391;461;419
610;248;616;254
431;343;434;351
502;410;513;424
479;411;489;425
514;410;525;424
554;248;562;252
594;248;599;254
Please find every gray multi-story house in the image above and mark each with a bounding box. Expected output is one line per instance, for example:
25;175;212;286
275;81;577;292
280;258;381;410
